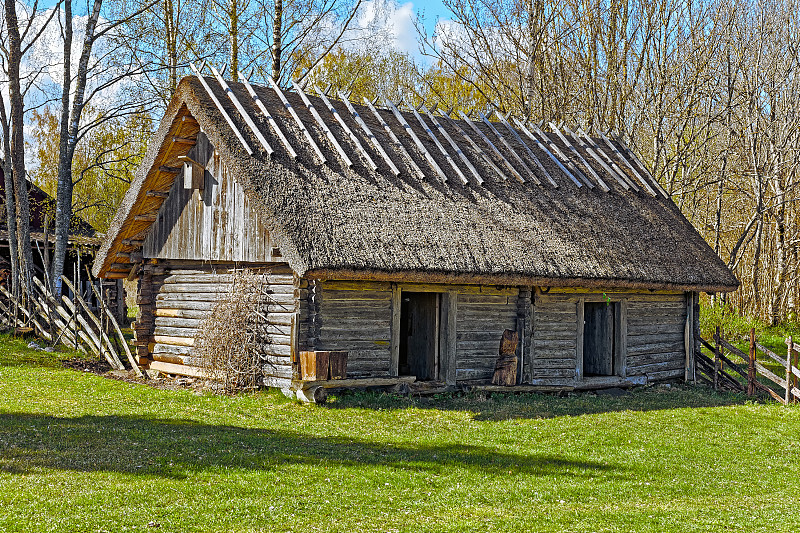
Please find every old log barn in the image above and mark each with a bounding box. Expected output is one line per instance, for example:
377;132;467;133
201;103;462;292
93;70;738;397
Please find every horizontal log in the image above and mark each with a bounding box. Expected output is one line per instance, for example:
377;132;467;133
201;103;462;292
456;294;514;304
262;354;291;365
627;323;684;336
151;352;203;366
626;332;684;345
153;335;195;347
162;273;295;285
151;343;194;356
154;326;198;337
531;368;574;378
321;289;392;301
149;360;207;378
456;368;494;381
155;316;204;329
263;376;293;389
528;358;576;369
155;308;210;320
626;340;684;356
262;364;294;379
627;351;682;368
646;368;685;382
625;359;684;375
533;339;577;349
528;348;576;359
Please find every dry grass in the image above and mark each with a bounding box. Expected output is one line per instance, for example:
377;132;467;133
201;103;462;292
194;269;272;392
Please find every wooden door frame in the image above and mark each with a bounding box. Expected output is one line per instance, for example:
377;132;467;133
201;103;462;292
390;284;457;384
576;297;628;380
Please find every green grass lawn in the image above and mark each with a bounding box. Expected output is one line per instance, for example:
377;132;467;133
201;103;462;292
1;336;799;532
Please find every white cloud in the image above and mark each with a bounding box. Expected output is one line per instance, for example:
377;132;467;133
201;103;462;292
352;0;420;57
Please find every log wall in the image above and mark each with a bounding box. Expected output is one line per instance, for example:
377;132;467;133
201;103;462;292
455;291;519;382
134;260;298;387
300;280;394;377
625;294;687;381
529;290;688;385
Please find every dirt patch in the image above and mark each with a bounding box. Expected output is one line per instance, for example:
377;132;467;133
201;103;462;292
61;357;112;374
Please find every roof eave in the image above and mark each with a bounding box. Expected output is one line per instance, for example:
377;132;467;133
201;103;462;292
303;268;740;293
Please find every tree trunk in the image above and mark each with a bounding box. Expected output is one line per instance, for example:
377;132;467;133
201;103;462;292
52;0;104;293
271;0;282;81
5;0;34;297
0;98;19;298
230;0;238;81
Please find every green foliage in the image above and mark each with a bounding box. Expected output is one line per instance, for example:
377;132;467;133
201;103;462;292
1;342;800;532
699;301;765;340
28;106;152;233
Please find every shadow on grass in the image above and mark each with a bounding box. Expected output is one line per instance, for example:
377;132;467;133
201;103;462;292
325;386;758;421
0;413;620;479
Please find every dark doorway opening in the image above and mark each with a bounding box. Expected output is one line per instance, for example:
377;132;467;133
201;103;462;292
398;292;440;381
583;302;618;376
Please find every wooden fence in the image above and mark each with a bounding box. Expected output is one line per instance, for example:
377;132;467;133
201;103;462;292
696;326;799;405
0;275;142;378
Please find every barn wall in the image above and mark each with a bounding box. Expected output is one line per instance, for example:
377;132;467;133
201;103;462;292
142;134;276;262
302;280;394;378
455;290;519;382
529;290;688;385
625;294;687;381
133;260;298;387
530;295;579;382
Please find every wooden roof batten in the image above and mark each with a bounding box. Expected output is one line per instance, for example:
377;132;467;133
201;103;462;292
292;79;353;168
426;107;484;185
338;91;400;176
189;63;253;156
495;111;556;187
566;125;629;190
412;104;469;185
442;113;501;183
386;99;448;182
550;122;610;192
513;118;583;188
315;85;378;171
269;76;326;164
364;98;425;179
238;70;298;159
457;110;519;182
578;128;636;191
478;110;531;184
599;131;657;196
613;133;670;199
209;64;274;157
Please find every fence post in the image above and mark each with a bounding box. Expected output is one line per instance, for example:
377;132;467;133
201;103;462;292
748;328;756;397
714;326;721;391
785;336;793;405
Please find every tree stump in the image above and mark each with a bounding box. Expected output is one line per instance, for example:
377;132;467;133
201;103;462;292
492;329;519;386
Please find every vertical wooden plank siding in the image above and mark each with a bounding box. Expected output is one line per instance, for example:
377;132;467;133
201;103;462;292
625;294;686;381
143;135;273;263
455;291;518;382
439;291;458;385
390;284;401;377
576;298;585;380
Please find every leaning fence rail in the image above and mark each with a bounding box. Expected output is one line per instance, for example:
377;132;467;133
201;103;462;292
0;275;142;378
696;326;799;405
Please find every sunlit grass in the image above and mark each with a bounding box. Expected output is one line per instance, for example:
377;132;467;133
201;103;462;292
0;337;798;532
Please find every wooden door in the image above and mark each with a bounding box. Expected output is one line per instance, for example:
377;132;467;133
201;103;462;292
583;302;615;376
399;292;439;380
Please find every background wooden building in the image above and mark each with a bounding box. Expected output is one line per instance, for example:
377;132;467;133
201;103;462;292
93;72;738;393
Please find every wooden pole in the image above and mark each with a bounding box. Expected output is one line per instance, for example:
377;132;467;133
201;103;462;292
713;326;721;391
786;336;792;403
748;328;756;397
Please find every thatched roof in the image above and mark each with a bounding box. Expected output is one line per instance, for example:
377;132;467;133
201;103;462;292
93;74;738;292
